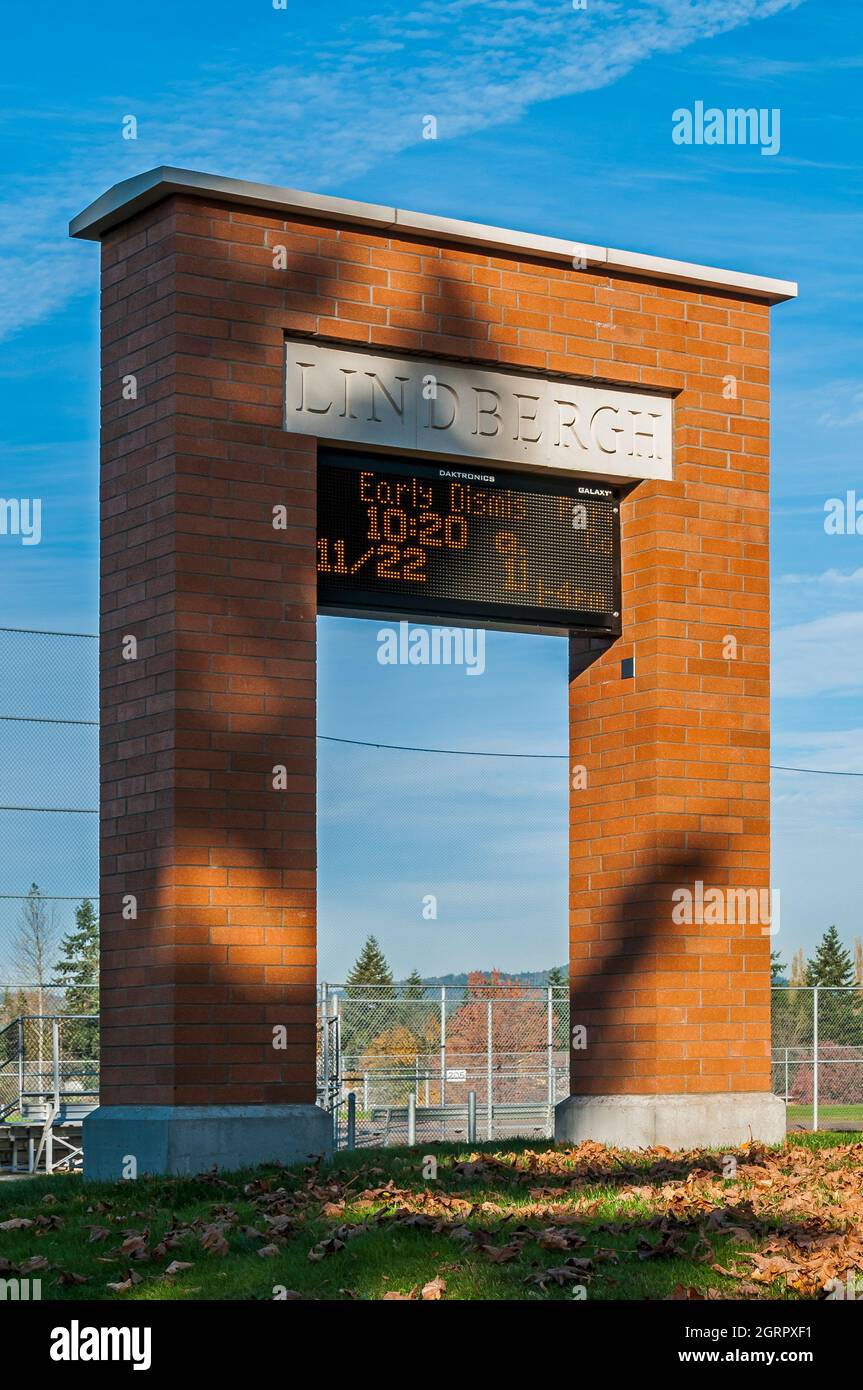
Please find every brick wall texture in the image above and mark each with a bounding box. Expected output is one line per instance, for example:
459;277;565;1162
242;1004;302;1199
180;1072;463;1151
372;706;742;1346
99;192;772;1106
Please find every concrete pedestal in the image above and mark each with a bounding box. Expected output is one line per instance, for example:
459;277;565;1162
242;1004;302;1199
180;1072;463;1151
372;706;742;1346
83;1104;333;1180
555;1092;786;1150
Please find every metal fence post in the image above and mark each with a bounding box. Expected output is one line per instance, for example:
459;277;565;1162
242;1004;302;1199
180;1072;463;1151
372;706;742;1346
784;1047;789;1101
546;985;554;1115
407;1091;416;1146
52;1019;60;1112
333;999;341;1102
320;982;329;1107
346;1092;356;1151
468;1089;477;1143
487;1000;493;1140
440;986;446;1138
17;1016;23;1112
812;986;819;1133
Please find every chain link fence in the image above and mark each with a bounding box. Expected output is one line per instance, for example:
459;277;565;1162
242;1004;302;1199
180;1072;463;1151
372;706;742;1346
0;627;98;1000
319;983;863;1146
319;982;568;1147
772;986;863;1131
0;1010;99;1122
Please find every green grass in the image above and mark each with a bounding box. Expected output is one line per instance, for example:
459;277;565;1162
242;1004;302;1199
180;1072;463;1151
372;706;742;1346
0;1133;860;1302
786;1104;863;1127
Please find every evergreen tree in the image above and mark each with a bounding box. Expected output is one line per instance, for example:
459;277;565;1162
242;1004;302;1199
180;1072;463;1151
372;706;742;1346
342;936;395;1058
397;968;435;1042
402;968;426;999
54;900;99;1057
546;967;569;1049
770;950;786;984
345;936;394;996
808;925;854;988
807;926;863;1045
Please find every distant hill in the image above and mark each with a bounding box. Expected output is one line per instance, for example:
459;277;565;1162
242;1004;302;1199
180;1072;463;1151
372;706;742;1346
327;966;569;997
398;966;568;989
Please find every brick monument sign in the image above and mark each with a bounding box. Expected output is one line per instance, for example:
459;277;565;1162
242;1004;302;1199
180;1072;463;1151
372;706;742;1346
70;168;795;1176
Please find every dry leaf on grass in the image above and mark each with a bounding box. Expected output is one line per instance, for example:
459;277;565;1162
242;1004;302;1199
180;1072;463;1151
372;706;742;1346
106;1268;144;1294
526;1258;593;1291
307;1236;346;1262
421;1276;447;1300
119;1232;150;1260
199;1226;230;1257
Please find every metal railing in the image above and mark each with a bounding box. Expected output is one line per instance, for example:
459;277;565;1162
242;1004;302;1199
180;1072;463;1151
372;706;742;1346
0;985;859;1162
318;982;863;1144
318;981;570;1147
0;1012;98;1116
0;1011;98;1173
771;986;863;1131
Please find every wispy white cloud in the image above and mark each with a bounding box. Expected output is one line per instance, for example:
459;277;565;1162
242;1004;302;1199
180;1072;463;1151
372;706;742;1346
0;0;799;341
705;51;863;81
782;567;863;587
774;610;863;696
817;383;863;428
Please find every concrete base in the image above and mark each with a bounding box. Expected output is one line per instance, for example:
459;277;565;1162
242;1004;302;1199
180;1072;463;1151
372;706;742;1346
83;1104;333;1180
554;1092;786;1150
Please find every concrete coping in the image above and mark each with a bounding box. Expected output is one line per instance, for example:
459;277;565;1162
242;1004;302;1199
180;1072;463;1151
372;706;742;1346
69;166;797;304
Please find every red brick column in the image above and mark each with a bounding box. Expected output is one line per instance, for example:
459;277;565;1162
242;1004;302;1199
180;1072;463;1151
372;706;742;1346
558;289;783;1145
86;199;330;1175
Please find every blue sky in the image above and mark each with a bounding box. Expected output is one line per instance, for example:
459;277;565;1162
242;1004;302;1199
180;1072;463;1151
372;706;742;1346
1;0;862;980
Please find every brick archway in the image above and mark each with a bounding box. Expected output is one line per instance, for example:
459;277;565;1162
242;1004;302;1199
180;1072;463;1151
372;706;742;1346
70;168;792;1174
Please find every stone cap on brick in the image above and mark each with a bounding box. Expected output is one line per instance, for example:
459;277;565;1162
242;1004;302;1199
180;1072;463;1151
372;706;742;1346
69;165;797;304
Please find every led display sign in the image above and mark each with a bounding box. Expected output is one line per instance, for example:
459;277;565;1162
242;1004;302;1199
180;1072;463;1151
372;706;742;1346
316;451;621;634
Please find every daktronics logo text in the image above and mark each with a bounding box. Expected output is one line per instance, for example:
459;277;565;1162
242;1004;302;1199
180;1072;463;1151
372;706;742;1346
50;1321;152;1371
438;469;496;483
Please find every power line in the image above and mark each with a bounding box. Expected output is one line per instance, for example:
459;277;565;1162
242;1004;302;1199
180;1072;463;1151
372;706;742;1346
0;894;96;901
320;735;863;777
317;734;564;759
0;626;97;639
0;630;858;778
0;740;858;812
0;715;97;727
771;763;863;778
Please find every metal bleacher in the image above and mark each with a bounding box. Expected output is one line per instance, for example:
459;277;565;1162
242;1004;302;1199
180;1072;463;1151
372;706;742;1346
0;1014;98;1174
